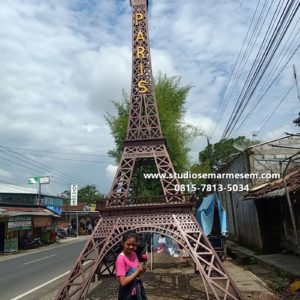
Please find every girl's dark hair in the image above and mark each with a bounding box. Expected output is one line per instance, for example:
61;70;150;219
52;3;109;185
122;231;138;242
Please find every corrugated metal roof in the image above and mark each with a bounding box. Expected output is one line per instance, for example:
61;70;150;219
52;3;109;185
246;167;300;199
0;183;64;199
0;183;37;194
0;206;60;217
61;203;90;212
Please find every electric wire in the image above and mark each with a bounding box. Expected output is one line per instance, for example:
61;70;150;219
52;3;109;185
0;147;92;186
0;145;109;157
232;39;300;135
230;2;299;136
222;0;299;139
13;154;114;164
208;0;264;137
256;84;295;135
0;154;76;186
220;0;274;124
209;0;269;138
257;17;300;98
229;1;299;137
222;0;287;138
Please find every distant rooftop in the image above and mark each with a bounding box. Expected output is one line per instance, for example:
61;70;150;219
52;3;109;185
0;183;37;194
0;183;63;198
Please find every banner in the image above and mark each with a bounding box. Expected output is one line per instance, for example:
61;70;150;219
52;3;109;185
33;217;51;227
4;238;18;253
8;216;31;231
70;184;78;206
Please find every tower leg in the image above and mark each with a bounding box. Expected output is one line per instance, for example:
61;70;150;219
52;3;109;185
55;213;242;300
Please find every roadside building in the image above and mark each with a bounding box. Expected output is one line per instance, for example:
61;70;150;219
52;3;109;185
218;134;300;254
0;183;64;253
0;183;64;206
61;203;100;235
246;167;300;254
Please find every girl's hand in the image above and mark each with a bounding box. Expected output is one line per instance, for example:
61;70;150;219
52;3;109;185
137;265;146;274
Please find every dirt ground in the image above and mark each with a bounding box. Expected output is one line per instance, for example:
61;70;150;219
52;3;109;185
87;252;281;300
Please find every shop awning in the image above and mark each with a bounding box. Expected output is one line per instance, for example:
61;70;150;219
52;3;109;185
0;207;60;218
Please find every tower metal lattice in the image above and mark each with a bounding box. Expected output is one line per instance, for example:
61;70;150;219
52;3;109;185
56;1;242;299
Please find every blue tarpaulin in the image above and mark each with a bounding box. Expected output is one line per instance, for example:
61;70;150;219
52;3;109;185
196;193;227;236
46;205;62;215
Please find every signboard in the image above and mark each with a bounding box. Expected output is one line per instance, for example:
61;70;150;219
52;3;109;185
33;217;51;227
39;176;50;184
8;216;32;231
90;204;96;212
28;177;39;184
28;176;50;184
4;238;18;253
70;184;78;206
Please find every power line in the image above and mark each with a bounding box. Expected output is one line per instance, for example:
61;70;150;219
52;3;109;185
0;147;92;186
13;153;114;164
256;17;300;98
232;43;300;135
0;145;109;157
223;0;289;138
222;0;299;139
209;0;269;138
0;154;77;187
208;0;264;137
256;84;295;135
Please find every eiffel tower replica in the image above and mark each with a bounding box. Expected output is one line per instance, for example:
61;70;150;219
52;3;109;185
56;1;241;299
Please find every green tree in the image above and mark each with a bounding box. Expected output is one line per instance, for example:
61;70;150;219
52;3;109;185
61;190;70;204
78;185;104;205
198;136;260;172
106;73;202;196
191;136;260;186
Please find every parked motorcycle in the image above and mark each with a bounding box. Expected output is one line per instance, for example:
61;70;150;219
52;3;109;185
67;228;77;237
57;228;67;239
19;237;42;249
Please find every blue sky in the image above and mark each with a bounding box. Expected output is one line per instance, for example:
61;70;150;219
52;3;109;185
0;0;299;195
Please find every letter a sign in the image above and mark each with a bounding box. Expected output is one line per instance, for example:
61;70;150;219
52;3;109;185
70;184;78;206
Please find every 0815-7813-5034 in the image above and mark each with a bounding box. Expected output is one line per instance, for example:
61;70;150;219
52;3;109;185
174;184;249;192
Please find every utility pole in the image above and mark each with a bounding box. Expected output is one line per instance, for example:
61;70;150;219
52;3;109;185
293;65;300;104
207;136;213;173
293;65;300;126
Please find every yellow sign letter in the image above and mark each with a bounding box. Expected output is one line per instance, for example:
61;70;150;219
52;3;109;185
138;80;148;93
136;46;145;59
139;63;144;75
135;12;144;25
136;30;145;41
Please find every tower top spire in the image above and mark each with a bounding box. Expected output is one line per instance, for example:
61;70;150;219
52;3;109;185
130;0;148;7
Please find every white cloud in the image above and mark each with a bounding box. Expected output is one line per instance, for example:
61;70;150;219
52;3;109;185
105;164;118;181
81;124;99;133
0;169;13;180
0;0;298;195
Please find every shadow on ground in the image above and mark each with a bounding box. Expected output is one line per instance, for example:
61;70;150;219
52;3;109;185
87;271;208;300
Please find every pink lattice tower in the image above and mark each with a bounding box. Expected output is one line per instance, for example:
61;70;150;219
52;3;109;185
56;1;242;299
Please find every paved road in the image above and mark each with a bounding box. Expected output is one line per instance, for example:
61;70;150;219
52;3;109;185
0;238;87;300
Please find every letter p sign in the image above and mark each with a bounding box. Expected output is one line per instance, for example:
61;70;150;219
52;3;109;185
135;12;144;25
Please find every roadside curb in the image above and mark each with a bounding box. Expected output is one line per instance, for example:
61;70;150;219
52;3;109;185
226;240;300;278
0;236;89;262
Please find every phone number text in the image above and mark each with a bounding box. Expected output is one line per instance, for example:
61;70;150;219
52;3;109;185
174;184;249;192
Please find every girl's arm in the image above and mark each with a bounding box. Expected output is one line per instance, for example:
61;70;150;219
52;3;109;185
118;265;146;287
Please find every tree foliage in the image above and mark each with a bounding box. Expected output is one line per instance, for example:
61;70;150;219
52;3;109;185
198;136;261;172
105;73;202;196
61;185;104;205
190;136;260;186
105;73;202;173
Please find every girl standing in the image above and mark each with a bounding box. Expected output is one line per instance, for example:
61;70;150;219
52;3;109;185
116;231;147;300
